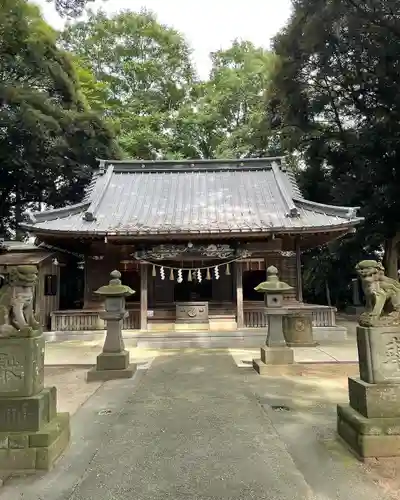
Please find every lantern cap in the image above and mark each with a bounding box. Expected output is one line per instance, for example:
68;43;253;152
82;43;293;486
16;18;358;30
254;265;293;294
95;269;135;297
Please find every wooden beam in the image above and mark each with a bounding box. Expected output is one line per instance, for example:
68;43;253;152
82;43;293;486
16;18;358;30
140;263;148;330
236;262;244;328
295;238;303;302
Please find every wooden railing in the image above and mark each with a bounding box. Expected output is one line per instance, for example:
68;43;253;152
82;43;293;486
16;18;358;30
50;309;140;331
50;303;336;332
243;304;336;328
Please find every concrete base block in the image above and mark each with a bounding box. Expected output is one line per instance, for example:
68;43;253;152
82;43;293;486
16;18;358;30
260;346;294;365
253;359;270;375
96;350;129;371
0;412;70;471
337;404;400;459
348;377;400;418
253;346;294;374
86;364;137;382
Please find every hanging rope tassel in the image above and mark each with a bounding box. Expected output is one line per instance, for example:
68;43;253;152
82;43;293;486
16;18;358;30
206;268;211;280
160;266;165;280
197;269;202;282
152;265;156;277
177;269;183;283
187;270;192;281
225;263;230;275
169;268;174;280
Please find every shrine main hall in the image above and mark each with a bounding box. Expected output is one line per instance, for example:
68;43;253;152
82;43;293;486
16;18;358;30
20;157;362;343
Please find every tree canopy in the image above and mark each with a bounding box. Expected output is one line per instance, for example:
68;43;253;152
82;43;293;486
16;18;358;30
173;41;279;159
0;0;119;237
267;0;400;294
60;9;196;159
51;0;94;17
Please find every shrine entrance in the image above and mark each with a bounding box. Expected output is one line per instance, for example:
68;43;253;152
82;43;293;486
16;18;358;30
174;278;212;302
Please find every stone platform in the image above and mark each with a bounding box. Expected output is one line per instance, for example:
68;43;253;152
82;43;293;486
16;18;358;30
338;376;400;459
0;335;70;471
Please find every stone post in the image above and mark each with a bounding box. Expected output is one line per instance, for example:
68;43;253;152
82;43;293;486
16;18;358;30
0;265;70;471
252;266;294;374
352;278;362;306
337;259;400;459
87;270;136;381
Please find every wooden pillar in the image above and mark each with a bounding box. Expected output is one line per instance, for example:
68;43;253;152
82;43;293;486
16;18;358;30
236;262;244;328
83;257;91;309
295;238;303;302
140;263;148;331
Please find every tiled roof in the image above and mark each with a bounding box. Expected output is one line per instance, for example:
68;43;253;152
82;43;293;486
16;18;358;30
22;158;363;236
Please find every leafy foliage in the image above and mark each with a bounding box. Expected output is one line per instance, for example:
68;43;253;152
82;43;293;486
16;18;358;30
0;0;119;237
267;0;400;303
60;9;196;159
173;41;279;159
51;0;94;18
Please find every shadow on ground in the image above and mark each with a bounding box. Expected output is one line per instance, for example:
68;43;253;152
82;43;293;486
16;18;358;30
242;362;400;499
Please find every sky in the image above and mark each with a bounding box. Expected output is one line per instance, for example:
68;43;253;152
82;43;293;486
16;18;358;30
33;0;293;78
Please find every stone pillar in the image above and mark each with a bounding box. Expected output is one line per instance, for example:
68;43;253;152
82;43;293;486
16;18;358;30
140;263;148;331
295;239;303;302
352;278;361;306
87;270;136;381
0;265;70;471
337;259;400;459
252;266;294;374
235;262;244;329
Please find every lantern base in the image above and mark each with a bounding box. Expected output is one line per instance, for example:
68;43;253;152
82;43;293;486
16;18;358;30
253;347;294;374
86;350;136;381
86;364;137;382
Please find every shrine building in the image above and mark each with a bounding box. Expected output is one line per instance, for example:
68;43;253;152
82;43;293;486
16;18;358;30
21;157;362;343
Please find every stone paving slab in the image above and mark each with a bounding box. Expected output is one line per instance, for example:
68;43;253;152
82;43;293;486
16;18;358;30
44;343;158;367
1;350;395;500
229;346;358;367
1;352;317;500
318;345;359;362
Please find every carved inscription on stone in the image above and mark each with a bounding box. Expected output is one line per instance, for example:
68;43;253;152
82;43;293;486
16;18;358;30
383;336;400;371
0;352;24;391
175;302;209;323
0;403;29;426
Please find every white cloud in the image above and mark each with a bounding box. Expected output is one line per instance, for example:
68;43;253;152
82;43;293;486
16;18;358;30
32;0;292;78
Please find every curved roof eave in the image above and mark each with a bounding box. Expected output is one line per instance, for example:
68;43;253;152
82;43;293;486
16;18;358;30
26;202;90;224
21;217;363;238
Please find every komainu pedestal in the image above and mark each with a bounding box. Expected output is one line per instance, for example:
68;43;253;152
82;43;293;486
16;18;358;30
0;265;70;471
337;260;400;459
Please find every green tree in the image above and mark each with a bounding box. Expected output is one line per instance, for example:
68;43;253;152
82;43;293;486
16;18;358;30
0;0;119;238
60;9;196;159
51;0;94;17
268;0;400;285
173;40;279;159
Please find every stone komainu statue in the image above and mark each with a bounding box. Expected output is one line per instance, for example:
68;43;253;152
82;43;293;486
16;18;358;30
0;265;40;336
356;260;400;327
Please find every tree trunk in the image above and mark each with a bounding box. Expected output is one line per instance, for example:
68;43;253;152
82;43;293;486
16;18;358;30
14;188;25;241
383;233;400;279
325;281;332;307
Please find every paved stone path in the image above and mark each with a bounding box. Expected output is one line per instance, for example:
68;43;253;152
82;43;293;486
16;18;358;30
0;351;393;500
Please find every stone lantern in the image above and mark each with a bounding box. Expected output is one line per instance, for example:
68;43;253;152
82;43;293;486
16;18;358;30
252;266;294;374
87;270;136;381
